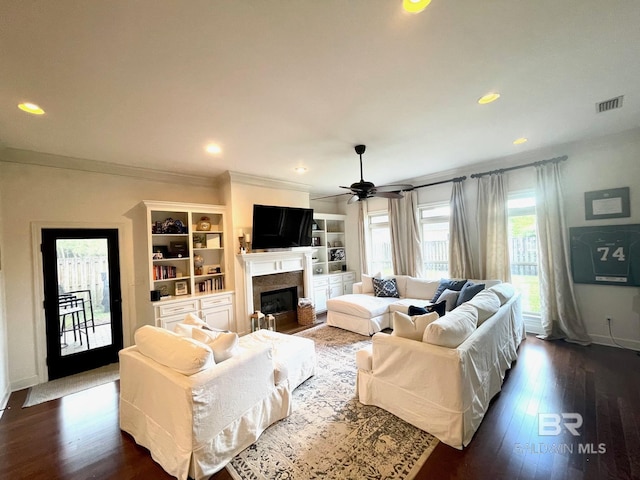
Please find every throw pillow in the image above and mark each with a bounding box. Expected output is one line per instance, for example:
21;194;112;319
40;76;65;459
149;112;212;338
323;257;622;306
134;325;214;375
430;279;468;303
456;282;485;307
372;277;400;298
392;310;439;341
436;289;460;312
408;302;446;317
183;312;209;328
361;272;381;294
192;328;239;363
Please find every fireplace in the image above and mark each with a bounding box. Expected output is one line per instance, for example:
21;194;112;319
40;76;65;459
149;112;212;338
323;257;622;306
239;249;314;333
260;286;298;328
252;271;303;331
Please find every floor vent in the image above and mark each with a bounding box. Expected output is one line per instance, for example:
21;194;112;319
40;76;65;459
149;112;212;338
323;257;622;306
596;95;624;113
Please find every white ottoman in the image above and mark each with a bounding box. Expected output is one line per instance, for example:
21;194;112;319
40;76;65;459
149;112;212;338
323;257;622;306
239;329;316;391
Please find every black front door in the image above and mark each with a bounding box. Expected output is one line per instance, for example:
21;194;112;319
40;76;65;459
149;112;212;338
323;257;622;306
41;228;123;380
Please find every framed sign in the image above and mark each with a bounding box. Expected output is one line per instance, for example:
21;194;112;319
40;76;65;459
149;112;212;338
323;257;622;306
570;224;640;286
174;281;188;296
584;187;630;220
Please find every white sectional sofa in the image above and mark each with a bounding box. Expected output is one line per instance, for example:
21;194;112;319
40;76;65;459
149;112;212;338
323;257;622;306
326;274;501;336
119;323;316;480
355;282;525;449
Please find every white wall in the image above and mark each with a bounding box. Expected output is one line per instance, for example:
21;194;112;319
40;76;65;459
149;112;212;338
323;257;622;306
221;173;311;334
347;128;640;349
0;157;220;390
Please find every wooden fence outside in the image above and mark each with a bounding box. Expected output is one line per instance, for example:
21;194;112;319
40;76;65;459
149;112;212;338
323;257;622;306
57;255;109;310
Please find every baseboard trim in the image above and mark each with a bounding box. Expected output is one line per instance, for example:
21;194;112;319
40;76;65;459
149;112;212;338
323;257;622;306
11;375;39;392
589;333;640;351
0;386;10;420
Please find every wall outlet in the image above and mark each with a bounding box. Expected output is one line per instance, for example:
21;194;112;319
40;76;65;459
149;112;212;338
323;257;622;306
605;316;612;325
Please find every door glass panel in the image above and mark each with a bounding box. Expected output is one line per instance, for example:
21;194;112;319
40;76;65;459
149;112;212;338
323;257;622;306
57;238;113;356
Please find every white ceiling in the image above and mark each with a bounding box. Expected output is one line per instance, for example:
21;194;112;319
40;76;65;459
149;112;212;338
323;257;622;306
1;1;639;196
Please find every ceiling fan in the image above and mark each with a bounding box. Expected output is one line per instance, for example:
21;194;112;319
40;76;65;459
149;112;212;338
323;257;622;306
340;145;414;204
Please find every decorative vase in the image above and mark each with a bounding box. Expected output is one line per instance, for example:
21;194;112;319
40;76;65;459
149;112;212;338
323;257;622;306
194;254;204;275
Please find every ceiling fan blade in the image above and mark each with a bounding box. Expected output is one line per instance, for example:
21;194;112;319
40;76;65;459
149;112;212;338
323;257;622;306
347;194;361;204
373;184;414;193
311;192;352;201
372;191;404;199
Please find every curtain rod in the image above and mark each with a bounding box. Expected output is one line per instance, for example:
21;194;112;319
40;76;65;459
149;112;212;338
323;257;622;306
409;175;466;191
469;155;568;179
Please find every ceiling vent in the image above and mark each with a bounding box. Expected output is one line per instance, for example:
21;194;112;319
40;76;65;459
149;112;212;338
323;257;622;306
596;95;624;113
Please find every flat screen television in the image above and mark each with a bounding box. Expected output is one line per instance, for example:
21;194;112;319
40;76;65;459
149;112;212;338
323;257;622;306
251;204;314;250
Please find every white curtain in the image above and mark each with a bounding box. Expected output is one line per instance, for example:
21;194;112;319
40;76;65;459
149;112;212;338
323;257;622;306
389;191;424;277
535;161;591;345
477;173;511;282
358;201;369;275
449;181;476;279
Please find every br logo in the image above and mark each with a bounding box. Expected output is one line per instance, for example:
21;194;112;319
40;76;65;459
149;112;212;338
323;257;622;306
538;413;583;436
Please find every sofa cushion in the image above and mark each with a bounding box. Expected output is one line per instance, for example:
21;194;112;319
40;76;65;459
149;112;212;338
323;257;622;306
456;282;485;307
372;277;400;298
391;275;409;297
388;298;433;315
392;311;439;341
423;303;479;348
405;278;440;300
134;325;214;375
192;328;240;363
488;283;516;305
327;294;398;318
361;272;381;294
408;301;447;317
467;290;501;325
431;279;468;302
436;289;460;312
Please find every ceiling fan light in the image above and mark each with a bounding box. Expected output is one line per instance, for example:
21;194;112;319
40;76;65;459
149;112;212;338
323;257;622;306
403;0;431;13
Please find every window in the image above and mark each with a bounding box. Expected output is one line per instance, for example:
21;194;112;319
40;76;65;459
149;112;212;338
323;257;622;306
420;203;450;278
367;212;393;276
508;192;541;315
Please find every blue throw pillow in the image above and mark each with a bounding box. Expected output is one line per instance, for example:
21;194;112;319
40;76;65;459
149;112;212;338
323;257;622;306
430;279;468;303
456;282;485;307
409;302;446;317
372;277;400;298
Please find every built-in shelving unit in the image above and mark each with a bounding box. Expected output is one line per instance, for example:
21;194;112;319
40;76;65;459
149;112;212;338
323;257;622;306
310;212;353;313
143;201;235;331
311;213;347;275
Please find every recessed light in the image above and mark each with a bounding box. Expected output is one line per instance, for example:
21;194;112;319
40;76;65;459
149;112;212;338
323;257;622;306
18;102;45;115
513;137;528;145
294;167;307;174
205;143;222;155
403;0;432;14
477;93;500;105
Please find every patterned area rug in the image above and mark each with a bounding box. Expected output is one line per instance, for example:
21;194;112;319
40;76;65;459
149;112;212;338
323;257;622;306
22;362;119;408
227;324;438;480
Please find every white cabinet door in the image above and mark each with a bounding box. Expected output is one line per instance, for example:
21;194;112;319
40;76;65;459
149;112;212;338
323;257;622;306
201;304;233;331
329;284;342;299
313;277;329;313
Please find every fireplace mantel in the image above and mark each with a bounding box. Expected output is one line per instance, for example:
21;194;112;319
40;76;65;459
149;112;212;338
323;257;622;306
239;249;314;318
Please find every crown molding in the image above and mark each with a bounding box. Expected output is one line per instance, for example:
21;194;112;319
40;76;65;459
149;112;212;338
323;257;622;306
224;170;311;193
0;147;218;188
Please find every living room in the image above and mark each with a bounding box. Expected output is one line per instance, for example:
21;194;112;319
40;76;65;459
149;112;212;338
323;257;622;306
1;1;640;479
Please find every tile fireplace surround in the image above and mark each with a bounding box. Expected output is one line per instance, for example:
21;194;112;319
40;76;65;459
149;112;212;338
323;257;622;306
239;249;314;321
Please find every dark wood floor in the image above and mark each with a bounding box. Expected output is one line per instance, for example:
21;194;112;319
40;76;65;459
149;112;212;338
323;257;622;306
1;334;639;480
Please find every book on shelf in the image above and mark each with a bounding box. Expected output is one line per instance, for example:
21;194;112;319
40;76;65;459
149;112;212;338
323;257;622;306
153;265;177;280
196;276;225;292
